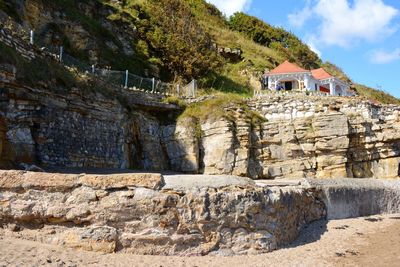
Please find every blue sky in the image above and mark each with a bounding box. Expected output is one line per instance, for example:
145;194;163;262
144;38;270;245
207;0;400;98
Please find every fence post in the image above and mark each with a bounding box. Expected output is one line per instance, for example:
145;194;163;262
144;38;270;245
152;78;155;93
59;46;64;63
193;79;197;98
29;30;34;45
125;70;129;88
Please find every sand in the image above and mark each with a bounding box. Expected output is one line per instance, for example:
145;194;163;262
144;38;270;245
1;214;399;267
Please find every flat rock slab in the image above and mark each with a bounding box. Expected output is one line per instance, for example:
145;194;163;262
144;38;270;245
256;179;303;187
80;173;164;190
305;178;400;189
162;175;255;190
0;170;164;191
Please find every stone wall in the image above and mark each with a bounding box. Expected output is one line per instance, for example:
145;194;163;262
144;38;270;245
308;179;400;219
0;170;325;255
2;75;400;179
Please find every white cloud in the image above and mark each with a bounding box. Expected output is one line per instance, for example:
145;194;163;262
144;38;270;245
306;36;322;57
206;0;253;17
370;48;400;64
288;0;313;28
289;0;399;48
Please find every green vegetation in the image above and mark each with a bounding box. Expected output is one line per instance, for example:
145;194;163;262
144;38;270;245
137;0;222;81
228;12;321;70
0;0;398;104
179;94;266;125
0;42;117;100
163;96;187;108
354;84;400;105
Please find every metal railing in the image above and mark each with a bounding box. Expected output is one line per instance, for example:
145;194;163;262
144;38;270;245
0;24;197;98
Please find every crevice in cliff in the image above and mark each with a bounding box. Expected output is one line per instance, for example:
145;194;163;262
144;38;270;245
229;120;239;175
346;120;379;178
248;121;264;179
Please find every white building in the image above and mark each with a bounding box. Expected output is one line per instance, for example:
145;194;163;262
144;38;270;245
266;60;352;96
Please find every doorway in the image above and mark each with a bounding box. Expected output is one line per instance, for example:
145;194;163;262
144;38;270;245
285;81;293;90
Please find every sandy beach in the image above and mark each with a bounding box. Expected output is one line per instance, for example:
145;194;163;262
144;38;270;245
1;214;399;267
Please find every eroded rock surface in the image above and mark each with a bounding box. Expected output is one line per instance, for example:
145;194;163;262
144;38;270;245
0;171;325;256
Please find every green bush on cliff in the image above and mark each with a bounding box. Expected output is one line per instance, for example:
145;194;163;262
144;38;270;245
228;12;321;70
179;94;266;126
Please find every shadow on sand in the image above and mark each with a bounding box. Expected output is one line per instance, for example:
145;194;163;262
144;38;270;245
283;220;328;249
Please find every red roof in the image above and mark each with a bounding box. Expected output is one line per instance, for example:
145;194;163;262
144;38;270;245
311;68;333;80
269;60;307;74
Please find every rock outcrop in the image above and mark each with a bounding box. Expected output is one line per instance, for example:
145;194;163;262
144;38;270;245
1;1;399;179
169;95;400;179
0;170;325;255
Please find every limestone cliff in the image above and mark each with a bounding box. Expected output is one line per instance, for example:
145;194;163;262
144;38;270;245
165;95;400;179
2;67;400;179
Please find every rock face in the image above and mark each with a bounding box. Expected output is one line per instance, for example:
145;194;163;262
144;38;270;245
0;70;178;170
171;96;400;179
0;170;325;255
2;73;400;180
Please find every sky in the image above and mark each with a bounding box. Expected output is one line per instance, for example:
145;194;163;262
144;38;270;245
206;0;400;98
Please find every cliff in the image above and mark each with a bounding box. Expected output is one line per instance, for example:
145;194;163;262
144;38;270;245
170;95;400;179
0;1;399;178
2;65;400;180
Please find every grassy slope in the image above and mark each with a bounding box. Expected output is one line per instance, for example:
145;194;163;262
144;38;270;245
1;0;398;104
181;1;400;104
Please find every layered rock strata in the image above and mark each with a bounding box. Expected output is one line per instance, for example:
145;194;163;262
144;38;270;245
166;96;400;179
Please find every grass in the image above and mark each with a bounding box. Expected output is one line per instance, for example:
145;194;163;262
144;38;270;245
178;93;266;125
353;84;400;105
0;42;117;100
162;96;187;108
3;0;400;105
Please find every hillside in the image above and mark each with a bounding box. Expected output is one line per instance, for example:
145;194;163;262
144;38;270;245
0;0;399;103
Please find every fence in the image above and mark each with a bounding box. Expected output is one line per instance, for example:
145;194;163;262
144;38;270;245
0;23;197;98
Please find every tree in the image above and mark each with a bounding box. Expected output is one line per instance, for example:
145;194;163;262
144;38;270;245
138;0;221;81
229;12;321;69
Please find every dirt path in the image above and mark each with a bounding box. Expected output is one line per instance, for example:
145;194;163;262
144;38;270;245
1;214;399;267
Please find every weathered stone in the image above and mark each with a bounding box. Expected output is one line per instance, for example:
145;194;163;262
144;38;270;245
0;171;326;256
79;173;165;190
162;175;255;190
